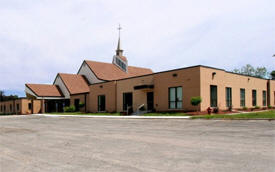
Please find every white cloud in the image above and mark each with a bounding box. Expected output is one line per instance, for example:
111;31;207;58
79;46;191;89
0;0;274;96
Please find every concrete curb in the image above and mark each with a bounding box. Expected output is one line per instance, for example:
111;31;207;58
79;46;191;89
33;114;191;119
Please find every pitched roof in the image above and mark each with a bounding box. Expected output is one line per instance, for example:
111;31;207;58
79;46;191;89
84;60;153;81
26;84;63;97
57;73;90;95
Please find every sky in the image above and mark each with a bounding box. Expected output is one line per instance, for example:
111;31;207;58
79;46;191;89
0;0;274;97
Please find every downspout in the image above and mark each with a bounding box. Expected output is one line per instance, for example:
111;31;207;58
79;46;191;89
85;93;87;113
115;81;117;112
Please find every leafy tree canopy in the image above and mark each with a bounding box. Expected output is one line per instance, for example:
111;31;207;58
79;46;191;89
232;64;271;79
0;90;19;102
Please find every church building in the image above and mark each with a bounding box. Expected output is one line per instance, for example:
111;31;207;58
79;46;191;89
1;27;275;115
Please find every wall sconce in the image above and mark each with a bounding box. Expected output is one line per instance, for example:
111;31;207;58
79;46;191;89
100;85;103;88
173;73;178;77
248;78;250;81
212;72;216;79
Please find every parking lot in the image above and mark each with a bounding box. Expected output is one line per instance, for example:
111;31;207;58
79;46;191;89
0;115;274;172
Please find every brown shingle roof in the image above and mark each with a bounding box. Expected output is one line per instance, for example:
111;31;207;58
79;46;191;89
57;73;90;95
26;84;63;97
85;60;153;81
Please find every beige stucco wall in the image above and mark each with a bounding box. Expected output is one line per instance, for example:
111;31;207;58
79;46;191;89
200;67;268;110
116;75;154;112
0;99;42;114
88;81;116;113
153;67;201;112
83;66;272;113
268;80;275;107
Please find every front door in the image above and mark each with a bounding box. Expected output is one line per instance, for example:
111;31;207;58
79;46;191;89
147;92;154;111
123;92;133;112
98;95;106;112
74;99;80;111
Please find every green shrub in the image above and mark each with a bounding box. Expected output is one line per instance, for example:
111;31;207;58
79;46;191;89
64;105;76;112
79;102;85;108
268;105;272;109
254;106;260;109
190;96;202;111
242;106;248;110
190;96;202;106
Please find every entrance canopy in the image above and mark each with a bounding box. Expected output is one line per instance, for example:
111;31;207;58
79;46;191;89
25;84;64;100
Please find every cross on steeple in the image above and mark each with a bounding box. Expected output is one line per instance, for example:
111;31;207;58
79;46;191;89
116;24;123;56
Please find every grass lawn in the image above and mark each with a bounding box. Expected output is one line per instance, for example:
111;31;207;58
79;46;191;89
191;110;275;119
142;112;189;116
47;112;120;116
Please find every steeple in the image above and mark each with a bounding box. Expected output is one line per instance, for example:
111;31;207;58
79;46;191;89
116;24;123;56
113;24;128;72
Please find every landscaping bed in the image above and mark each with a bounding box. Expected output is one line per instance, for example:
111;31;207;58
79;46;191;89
191;110;275;119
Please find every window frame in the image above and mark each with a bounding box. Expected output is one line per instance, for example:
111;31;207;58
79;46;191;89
168;86;183;109
210;85;218;107
262;90;266;106
252;90;257;106
225;87;232;107
240;88;245;107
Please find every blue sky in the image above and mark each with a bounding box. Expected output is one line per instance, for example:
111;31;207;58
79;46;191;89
0;0;274;97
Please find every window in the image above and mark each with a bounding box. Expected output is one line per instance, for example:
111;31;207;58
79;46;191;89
240;89;245;107
226;87;232;107
210;85;217;107
98;95;106;112
262;91;266;106
169;87;182;109
0;105;2;112
28;103;32;110
123;92;133;111
10;104;12;111
252;90;257;106
17;104;20;111
4;105;6;112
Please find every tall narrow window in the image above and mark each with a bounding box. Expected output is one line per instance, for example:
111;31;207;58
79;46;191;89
252;90;257;106
10;104;12;111
226;87;232;107
169;87;182;109
262;91;266;106
98;95;106;112
210;85;217;107
28;103;32;110
17;104;20;111
240;89;245;107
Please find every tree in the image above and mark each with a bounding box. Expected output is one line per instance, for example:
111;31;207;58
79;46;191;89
271;71;275;80
0;90;4;102
254;67;267;78
232;64;269;79
190;96;202;112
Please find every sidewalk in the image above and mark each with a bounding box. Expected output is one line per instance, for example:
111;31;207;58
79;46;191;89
33;114;191;119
